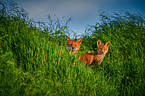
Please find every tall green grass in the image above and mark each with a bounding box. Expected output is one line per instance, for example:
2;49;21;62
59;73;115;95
0;2;145;96
82;10;145;95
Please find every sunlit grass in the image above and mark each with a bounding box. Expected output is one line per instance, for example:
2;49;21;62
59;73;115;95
0;2;145;96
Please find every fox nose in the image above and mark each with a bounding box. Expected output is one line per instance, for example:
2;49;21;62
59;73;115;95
97;49;103;54
72;47;76;51
100;51;103;53
72;47;75;50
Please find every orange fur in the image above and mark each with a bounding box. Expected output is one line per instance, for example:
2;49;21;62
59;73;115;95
78;40;110;66
66;36;82;55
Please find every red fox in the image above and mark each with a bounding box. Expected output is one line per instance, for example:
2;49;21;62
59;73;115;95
78;40;110;66
66;36;82;55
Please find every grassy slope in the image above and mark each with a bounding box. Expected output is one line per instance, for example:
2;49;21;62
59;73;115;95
0;6;145;96
0;16;116;96
82;12;145;96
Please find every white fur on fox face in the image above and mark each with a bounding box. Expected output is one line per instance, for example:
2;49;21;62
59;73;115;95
67;46;72;51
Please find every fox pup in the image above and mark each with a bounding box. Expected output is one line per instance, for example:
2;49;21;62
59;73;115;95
78;40;110;66
66;36;82;55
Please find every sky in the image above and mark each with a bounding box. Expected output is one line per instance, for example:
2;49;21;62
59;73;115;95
1;0;145;36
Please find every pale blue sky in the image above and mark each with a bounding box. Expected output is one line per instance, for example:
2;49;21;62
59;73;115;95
2;0;145;36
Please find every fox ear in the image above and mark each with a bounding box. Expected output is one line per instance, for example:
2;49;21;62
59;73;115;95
77;38;82;45
66;36;70;41
97;40;102;46
105;42;110;47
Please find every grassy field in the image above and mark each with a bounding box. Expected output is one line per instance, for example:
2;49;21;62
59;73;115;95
0;2;145;96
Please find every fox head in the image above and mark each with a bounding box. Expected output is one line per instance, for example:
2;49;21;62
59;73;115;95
66;36;82;55
97;40;110;54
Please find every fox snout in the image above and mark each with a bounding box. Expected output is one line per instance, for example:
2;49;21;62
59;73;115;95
72;47;76;51
67;46;76;51
97;49;103;54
